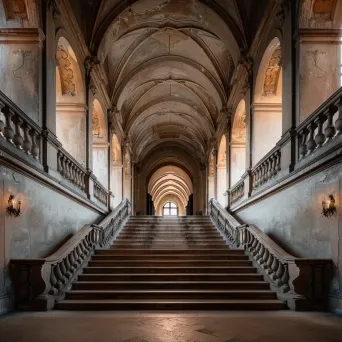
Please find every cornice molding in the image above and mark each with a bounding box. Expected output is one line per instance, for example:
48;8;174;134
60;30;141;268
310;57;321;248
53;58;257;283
0;28;45;46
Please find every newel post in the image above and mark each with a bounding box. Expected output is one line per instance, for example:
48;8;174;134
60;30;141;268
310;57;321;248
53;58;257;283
286;260;332;311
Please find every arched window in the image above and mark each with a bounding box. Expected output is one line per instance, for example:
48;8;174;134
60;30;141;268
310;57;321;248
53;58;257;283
253;38;282;165
163;202;178;216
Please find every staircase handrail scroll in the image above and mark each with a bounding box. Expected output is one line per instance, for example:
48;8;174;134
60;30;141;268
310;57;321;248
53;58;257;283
10;199;132;311
208;198;332;310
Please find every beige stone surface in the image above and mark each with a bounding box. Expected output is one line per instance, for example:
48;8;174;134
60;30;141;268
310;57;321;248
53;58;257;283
0;311;342;342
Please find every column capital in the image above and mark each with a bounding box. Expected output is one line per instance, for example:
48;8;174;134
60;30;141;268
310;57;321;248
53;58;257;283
85;56;100;74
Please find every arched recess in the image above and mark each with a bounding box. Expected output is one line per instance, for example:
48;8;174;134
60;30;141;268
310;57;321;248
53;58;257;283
208;151;215;201
156;196;185;216
56;37;86;165
123;150;132;201
217;135;227;207
231;99;246;185
112;134;123;207
92;99;108;188
253;37;282;165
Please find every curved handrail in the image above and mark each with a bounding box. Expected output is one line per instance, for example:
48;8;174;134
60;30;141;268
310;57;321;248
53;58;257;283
208;198;332;310
10;199;131;311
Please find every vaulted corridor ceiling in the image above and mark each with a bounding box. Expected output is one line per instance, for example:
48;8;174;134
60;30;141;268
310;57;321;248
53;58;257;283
91;0;251;164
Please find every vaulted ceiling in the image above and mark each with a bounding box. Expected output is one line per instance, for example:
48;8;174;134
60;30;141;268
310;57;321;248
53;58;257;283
69;0;270;166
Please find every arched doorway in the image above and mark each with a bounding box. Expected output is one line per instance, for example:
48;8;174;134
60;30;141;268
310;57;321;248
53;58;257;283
253;37;282;165
163;202;178;216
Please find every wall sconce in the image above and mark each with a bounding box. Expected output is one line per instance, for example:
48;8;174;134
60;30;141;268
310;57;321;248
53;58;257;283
6;195;21;217
322;195;337;218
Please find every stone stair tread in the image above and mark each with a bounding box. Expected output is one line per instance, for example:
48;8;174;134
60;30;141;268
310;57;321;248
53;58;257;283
74;281;267;285
79;273;262;276
67;290;274;294
56;299;284;304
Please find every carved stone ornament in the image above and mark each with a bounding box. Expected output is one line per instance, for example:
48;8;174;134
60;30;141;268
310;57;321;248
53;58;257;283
56;43;76;96
47;0;61;20
263;47;282;96
92;105;100;137
311;0;336;19
238;51;254;78
209;154;215;176
232;110;246;143
90;82;98;96
3;0;28;20
85;56;100;73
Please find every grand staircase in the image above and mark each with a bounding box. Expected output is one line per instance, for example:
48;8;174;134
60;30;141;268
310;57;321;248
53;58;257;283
56;216;286;310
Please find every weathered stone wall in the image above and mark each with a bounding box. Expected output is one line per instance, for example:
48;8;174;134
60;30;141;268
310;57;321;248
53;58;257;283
236;163;342;313
0;165;103;314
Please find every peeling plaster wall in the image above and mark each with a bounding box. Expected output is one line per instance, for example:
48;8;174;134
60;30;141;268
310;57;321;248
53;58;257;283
0;166;103;314
236;163;342;312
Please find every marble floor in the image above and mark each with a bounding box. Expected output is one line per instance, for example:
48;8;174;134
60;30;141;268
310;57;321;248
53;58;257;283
0;311;342;342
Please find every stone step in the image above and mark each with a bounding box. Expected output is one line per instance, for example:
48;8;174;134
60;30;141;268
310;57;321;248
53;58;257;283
83;266;257;274
55;299;286;311
91;254;249;261
78;273;264;282
109;244;229;248
73;281;270;291
87;260;252;267
112;241;227;246
95;249;245;255
65;289;277;300
113;239;226;243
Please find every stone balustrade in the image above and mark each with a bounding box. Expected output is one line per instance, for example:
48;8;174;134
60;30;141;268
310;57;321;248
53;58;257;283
230;177;245;205
208;198;332;310
0;91;41;160
94;179;108;206
251;146;281;191
297;88;342;160
10;199;131;311
57;149;87;193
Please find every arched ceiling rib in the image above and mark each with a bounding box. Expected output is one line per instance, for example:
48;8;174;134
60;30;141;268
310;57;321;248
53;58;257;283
97;0;243;164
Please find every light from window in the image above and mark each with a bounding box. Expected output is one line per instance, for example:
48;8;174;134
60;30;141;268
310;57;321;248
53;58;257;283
163;202;178;216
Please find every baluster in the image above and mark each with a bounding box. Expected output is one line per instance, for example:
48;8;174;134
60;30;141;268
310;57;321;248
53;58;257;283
262;248;269;268
325;107;336;140
271;257;279;280
281;263;290;292
22;123;32;154
54;263;64;289
268;156;274;178
13;116;23;149
3;107;14;142
276;261;285;286
64;256;72;278
335;98;342;134
298;129;308;158
30;130;39;159
0;105;4;136
57;153;63;173
314;115;326;147
257;244;265;263
65;160;71;180
306;122;317;153
68;251;76;272
75;169;80;188
49;268;58;294
276;151;281;172
253;241;261;257
266;253;274;273
59;260;67;283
